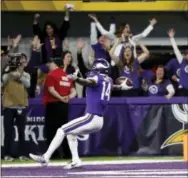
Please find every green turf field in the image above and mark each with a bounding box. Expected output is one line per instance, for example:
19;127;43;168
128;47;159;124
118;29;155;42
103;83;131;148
1;156;182;164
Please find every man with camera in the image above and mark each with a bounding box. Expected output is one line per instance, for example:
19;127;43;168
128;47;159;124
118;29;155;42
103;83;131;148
2;53;30;161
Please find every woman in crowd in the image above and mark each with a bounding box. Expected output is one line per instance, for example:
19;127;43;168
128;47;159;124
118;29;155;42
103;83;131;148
168;28;188;96
36;50;76;97
146;65;175;99
61;51;75;74
110;38;150;96
32;4;74;63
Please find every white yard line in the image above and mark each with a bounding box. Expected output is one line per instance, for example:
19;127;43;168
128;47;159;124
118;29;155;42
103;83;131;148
1;159;183;168
2;176;67;178
69;170;187;175
102;176;188;178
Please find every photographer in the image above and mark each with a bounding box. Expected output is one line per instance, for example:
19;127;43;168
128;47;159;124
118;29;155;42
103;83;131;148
2;53;30;161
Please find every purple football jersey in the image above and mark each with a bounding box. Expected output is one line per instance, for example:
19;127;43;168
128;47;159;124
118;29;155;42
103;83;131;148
148;80;171;96
121;58;141;89
85;72;113;116
165;58;180;78
180;58;188;89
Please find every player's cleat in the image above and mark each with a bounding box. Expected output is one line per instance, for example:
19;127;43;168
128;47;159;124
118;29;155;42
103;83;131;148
4;156;14;162
29;153;48;166
63;159;82;169
19;156;29;161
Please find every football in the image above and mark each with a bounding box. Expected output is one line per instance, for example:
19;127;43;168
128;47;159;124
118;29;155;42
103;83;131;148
115;77;133;87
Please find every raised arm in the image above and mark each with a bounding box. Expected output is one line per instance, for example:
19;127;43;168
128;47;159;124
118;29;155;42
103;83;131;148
132;18;157;42
59;4;73;42
90;22;98;45
33;14;43;40
137;43;150;64
109;38;121;64
88;14;116;40
168;29;183;64
77;39;89;77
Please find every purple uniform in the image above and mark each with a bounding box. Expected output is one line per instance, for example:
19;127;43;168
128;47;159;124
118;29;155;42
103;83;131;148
85;72;113;116
148;80;171;96
165;58;180;78
141;70;155;83
180;58;188;89
121;58;140;89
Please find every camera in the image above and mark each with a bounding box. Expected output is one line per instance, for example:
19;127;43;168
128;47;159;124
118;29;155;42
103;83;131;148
3;53;23;73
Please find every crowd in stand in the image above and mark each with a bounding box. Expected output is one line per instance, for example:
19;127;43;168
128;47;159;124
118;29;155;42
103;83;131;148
1;5;188;100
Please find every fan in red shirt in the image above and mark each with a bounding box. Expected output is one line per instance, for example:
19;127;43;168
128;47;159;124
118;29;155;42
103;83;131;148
43;67;74;104
43;57;76;159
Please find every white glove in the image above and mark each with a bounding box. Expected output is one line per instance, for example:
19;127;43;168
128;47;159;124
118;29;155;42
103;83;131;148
120;79;133;90
67;69;79;81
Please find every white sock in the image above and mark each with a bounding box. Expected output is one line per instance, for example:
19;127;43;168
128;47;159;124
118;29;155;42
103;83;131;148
67;134;79;162
44;128;65;161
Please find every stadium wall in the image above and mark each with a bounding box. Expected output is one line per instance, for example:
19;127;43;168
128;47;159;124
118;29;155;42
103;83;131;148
2;12;188;37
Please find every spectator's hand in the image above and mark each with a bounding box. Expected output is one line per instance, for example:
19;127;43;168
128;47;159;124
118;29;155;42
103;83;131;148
165;94;173;100
150;18;157;26
12;34;22;48
60;96;70;103
32;36;43;51
34;13;40;24
10;71;21;79
168;29;175;38
35;85;41;95
88;14;98;22
7;35;13;50
64;39;70;50
172;75;180;83
65;4;75;11
77;39;85;50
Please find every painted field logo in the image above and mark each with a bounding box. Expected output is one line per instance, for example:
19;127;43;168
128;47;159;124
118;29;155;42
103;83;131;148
161;104;188;149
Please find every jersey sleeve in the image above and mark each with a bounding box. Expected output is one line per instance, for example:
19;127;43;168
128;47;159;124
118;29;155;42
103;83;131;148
86;73;100;86
45;75;55;88
165;79;172;87
165;59;174;71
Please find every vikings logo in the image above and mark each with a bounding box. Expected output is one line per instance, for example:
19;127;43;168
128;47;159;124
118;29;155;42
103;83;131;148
161;104;188;149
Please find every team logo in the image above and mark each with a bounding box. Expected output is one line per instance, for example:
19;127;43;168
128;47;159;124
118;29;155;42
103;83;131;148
176;68;180;77
124;66;130;74
161;104;188;149
184;65;188;73
148;85;158;94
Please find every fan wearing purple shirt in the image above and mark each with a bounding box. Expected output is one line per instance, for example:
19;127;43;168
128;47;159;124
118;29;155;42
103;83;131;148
109;39;150;96
168;29;188;96
147;65;175;99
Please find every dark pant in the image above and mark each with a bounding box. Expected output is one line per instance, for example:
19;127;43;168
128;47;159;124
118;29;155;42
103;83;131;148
29;69;38;98
176;88;188;96
3;108;26;157
45;102;71;159
120;89;143;97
